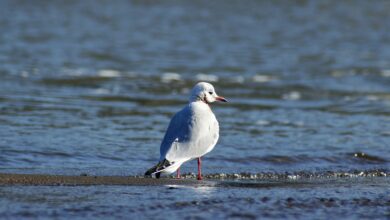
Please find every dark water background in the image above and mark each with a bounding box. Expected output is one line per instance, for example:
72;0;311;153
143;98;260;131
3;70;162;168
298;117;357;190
0;0;389;219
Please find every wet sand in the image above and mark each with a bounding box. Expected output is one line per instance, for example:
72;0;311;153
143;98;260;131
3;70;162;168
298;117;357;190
0;173;208;186
1;173;389;189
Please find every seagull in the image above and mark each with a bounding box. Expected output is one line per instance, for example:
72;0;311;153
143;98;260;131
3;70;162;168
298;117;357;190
145;82;227;180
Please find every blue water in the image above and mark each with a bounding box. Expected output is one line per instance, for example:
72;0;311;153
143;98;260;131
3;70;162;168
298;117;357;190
1;178;389;219
0;0;389;219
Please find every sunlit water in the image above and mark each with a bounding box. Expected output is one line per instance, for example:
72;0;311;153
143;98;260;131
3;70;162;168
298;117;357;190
0;0;389;219
1;178;389;219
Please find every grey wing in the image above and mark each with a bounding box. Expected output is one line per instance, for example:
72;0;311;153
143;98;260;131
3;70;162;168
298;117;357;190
159;107;193;161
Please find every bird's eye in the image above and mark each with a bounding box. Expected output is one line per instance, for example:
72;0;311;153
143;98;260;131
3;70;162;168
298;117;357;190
209;91;213;95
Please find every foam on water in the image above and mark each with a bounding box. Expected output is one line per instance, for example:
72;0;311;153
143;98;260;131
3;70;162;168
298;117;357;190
195;73;219;82
177;169;389;180
252;74;276;83
97;69;121;78
161;72;181;83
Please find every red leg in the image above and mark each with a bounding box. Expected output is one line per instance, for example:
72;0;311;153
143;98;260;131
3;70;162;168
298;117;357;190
197;157;203;180
176;167;181;178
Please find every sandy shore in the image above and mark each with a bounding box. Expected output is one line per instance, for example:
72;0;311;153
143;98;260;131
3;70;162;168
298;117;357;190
1;173;389;188
0;173;209;186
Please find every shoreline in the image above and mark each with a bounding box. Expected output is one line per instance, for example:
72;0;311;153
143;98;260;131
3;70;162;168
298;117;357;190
0;173;208;186
0;173;389;188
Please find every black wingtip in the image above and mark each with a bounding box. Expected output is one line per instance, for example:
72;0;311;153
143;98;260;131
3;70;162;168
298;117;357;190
144;159;172;179
144;166;157;177
144;171;152;177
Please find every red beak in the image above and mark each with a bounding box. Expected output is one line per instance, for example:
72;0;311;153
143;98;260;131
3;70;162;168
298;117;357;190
216;96;228;102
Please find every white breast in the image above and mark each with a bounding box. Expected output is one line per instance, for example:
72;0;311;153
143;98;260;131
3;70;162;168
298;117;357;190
188;102;220;158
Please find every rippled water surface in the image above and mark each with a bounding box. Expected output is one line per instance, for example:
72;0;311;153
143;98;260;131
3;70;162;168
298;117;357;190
1;178;389;219
0;0;389;219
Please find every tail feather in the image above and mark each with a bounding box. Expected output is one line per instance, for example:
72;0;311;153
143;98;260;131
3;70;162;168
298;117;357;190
144;159;173;178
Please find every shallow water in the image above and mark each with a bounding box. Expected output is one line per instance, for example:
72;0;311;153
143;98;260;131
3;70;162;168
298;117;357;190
1;177;389;219
0;0;389;219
